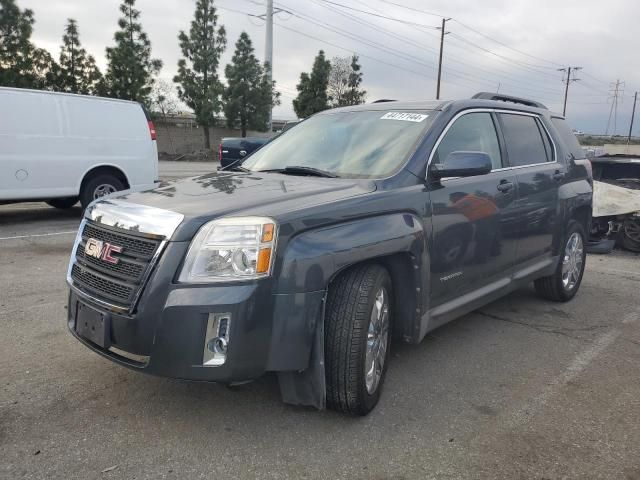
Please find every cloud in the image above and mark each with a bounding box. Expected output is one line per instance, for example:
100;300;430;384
19;0;640;134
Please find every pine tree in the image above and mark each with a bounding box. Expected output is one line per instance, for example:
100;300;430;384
293;50;331;118
340;55;367;106
223;32;280;137
174;0;226;149
105;0;162;102
0;0;56;89
57;19;103;95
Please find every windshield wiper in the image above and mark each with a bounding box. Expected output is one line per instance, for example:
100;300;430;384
258;166;339;178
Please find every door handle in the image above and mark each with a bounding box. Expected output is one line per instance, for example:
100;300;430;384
497;180;514;193
239;150;247;157
552;170;566;181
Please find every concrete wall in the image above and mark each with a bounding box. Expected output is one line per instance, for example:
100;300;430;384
154;118;270;155
603;144;640;156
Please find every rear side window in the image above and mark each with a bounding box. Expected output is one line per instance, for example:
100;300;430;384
434;112;503;170
551;117;586;159
499;113;550;167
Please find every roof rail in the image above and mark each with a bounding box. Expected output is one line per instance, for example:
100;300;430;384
472;92;547;110
372;99;397;103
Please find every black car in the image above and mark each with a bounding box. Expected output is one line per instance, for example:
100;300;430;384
218;136;270;168
66;93;592;415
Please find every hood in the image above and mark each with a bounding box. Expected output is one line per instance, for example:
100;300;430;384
112;171;376;240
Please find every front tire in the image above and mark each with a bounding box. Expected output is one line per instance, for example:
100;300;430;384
80;174;125;209
325;264;392;415
534;221;586;302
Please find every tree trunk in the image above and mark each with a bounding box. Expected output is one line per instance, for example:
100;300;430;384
241;121;247;138
203;126;211;150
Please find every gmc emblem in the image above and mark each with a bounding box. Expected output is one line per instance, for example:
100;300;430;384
84;238;123;264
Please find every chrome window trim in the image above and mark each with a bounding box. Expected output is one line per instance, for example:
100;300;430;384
426;108;558;180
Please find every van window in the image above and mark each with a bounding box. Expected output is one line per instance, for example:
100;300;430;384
0;91;61;136
499;113;549;167
65;98;145;140
434;112;503;170
551;117;586;159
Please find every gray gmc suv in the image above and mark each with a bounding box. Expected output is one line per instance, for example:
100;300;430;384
66;93;592;415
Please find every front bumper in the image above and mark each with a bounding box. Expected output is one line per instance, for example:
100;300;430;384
68;250;325;383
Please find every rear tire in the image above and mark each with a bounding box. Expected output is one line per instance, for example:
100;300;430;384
325;264;392;415
46;197;78;209
80;174;125;209
534;221;586;302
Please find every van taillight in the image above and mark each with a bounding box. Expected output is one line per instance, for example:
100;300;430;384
218;143;222;161
148;121;157;141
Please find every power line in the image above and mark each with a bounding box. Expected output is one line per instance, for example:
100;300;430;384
335;0;565;96
314;0;441;30
307;0;565;97
376;0;566;69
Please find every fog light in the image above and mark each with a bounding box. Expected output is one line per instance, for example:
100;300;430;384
203;313;231;366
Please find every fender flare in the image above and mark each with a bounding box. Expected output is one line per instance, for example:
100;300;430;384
273;213;427;294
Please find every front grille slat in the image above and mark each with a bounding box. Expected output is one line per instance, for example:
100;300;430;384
70;221;164;310
76;243;146;281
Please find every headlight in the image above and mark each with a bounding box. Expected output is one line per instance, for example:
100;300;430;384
178;217;277;283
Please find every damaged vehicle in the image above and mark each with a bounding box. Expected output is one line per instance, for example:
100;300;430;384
66;93;592;415
588;155;640;253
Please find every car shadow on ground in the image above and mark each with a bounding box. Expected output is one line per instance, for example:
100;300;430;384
63;288;543;429
0;203;82;225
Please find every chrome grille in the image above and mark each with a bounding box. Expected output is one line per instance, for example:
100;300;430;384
70;221;163;310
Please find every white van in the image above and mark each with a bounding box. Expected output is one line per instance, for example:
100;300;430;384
0;87;159;209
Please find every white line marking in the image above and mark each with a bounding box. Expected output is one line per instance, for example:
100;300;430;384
507;307;640;427
0;231;77;241
508;330;620;427
593;267;640;277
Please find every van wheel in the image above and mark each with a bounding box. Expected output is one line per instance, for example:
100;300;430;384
534;221;586;302
80;174;125;209
325;264;392;415
46;197;78;209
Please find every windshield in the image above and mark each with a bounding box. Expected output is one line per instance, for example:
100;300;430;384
241;110;434;178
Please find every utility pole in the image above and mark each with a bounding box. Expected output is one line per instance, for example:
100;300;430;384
606;79;624;136
435;18;450;100
265;0;274;133
558;66;581;116
628;91;637;143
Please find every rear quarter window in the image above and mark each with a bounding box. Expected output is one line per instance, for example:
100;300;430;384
550;117;585;160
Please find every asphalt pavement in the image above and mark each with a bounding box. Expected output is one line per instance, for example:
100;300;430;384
1;162;640;479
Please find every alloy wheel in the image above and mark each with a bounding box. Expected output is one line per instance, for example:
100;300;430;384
561;232;583;290
365;287;390;394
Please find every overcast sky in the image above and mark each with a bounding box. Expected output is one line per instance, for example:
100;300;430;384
19;0;640;134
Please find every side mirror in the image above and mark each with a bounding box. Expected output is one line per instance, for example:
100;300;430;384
430;151;493;179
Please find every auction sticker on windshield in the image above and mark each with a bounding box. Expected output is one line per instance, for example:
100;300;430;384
380;112;429;122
